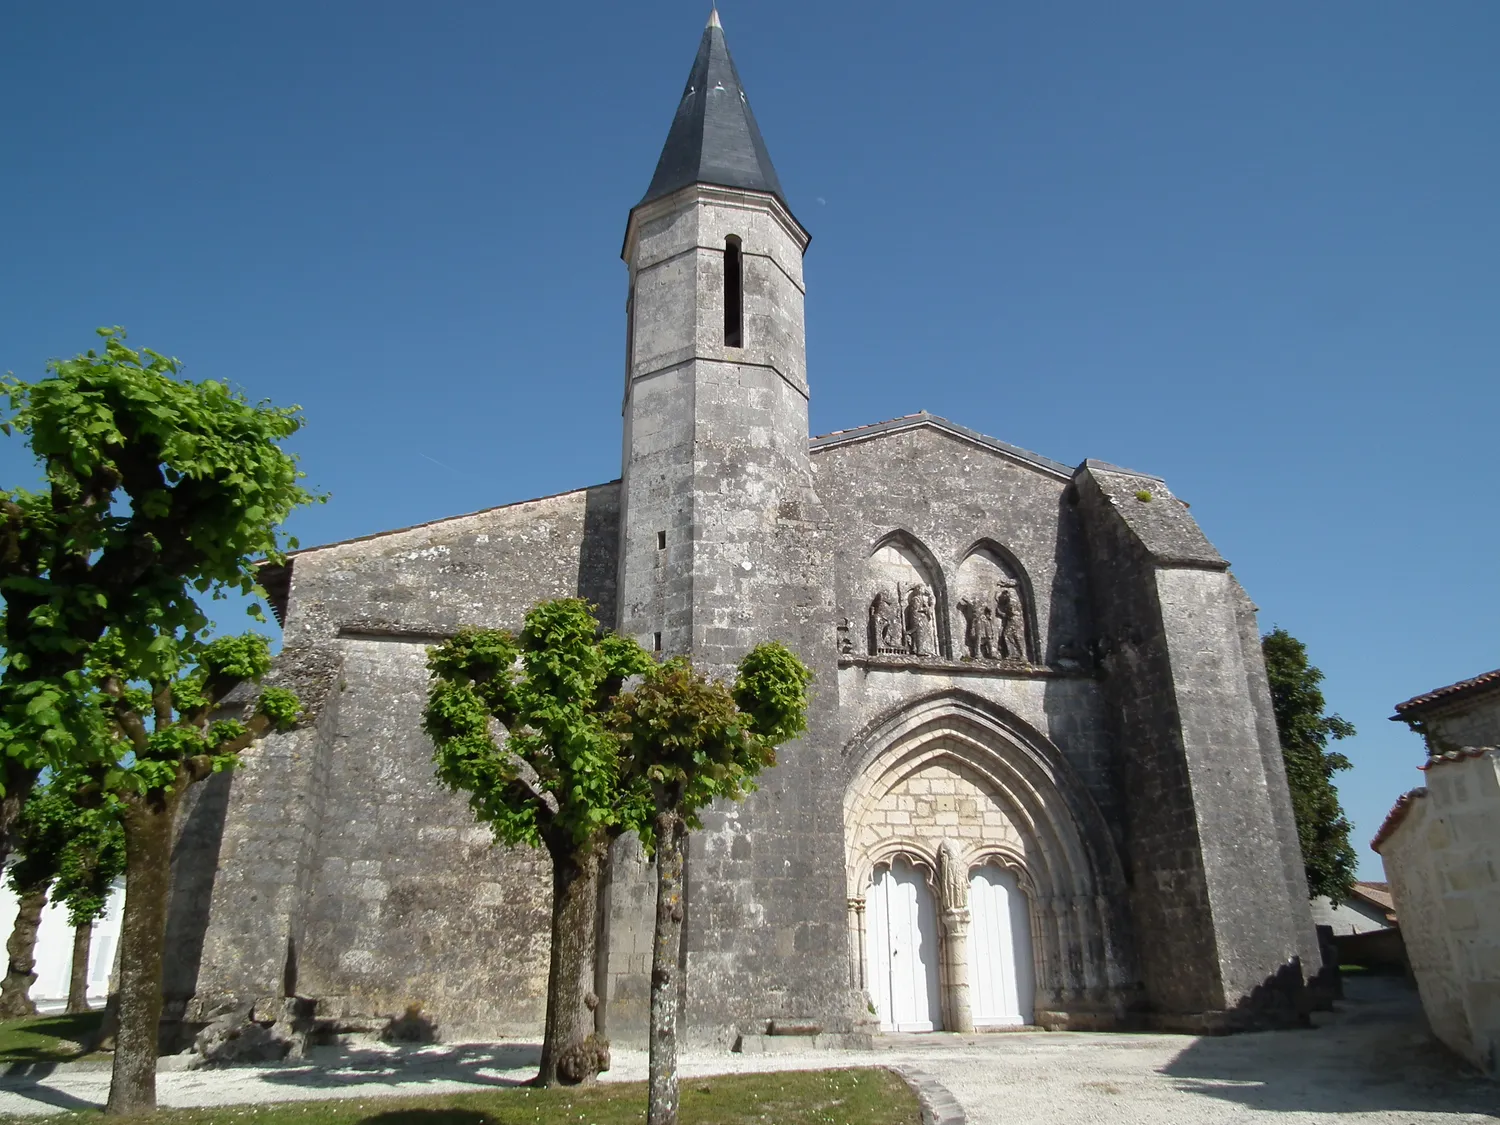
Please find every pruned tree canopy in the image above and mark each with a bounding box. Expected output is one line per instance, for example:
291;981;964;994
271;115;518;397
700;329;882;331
0;327;316;782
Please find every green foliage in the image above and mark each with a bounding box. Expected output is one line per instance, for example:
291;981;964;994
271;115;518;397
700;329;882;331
7;783;83;894
1134;490;1153;502
6;777;124;927
1262;627;1358;901
255;687;301;731
0;328;320;785
423;600;654;850
612;642;811;847
80;628;296;798
423;599;812;856
733;642;813;745
51;798;126;929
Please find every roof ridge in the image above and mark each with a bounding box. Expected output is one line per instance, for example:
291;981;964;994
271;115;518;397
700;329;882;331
1371;787;1428;851
809;411;1075;479
1392;667;1500;715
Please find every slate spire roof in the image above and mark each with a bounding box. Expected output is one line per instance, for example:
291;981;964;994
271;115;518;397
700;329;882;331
638;9;790;213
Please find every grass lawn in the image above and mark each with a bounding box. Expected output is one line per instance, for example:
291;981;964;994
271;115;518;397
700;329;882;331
0;1068;919;1124
0;1011;105;1064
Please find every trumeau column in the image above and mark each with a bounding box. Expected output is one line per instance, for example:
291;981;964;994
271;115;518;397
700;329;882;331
938;841;974;1034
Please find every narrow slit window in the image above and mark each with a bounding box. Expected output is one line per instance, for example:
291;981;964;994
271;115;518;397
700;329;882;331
653;632;663;652
724;236;743;348
657;530;667;550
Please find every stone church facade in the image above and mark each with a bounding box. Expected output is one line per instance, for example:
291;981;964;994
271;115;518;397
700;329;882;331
165;14;1319;1047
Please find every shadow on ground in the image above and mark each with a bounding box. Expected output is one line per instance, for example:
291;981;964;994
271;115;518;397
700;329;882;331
256;1043;542;1091
1162;975;1499;1118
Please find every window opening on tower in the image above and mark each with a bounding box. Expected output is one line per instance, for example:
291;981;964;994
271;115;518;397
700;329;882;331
724;236;744;348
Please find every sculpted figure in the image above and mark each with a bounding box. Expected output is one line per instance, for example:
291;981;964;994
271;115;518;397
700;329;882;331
978;605;997;659
904;585;934;656
836;617;854;655
998;587;1027;662
869;590;904;654
957;598;979;658
938;839;968;912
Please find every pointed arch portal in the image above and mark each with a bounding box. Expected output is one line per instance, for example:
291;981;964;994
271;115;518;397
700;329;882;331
843;691;1133;1029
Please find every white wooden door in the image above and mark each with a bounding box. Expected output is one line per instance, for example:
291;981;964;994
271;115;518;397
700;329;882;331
967;865;1035;1026
867;857;942;1032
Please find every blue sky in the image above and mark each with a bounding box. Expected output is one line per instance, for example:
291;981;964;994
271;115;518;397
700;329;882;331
2;2;1496;877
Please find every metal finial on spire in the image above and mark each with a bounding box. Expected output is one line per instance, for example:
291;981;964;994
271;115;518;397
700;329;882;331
707;6;721;29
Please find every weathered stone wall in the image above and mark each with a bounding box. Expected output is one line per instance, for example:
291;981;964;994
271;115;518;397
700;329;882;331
811;422;1117;827
1074;462;1313;1025
1378;749;1500;1076
1308;896;1391;936
177;484;620;1038
614;183;857;1048
1411;690;1500;757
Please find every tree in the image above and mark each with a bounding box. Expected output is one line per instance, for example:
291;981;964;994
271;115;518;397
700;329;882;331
0;327;314;868
54;794;127;1014
90;630;299;1115
1262;627;1357;902
0;779;126;1018
422;600;653;1087
0;784;79;1017
610;644;812;1125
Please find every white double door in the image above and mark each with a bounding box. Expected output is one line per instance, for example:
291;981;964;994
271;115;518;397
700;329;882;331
867;857;943;1031
967;865;1035;1026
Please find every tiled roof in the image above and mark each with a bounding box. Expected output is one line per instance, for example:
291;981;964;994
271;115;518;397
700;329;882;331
1350;881;1395;915
1392;668;1500;716
1371;787;1427;852
1420;746;1499;769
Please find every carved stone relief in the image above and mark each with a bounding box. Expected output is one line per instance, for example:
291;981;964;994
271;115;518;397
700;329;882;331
955;547;1033;664
861;539;945;658
938;839;968;913
867;583;936;656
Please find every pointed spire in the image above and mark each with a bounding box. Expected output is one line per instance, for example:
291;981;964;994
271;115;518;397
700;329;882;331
638;13;789;213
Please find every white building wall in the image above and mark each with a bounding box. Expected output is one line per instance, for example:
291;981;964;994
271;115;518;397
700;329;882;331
1377;748;1500;1077
1309;895;1391;936
0;879;124;1009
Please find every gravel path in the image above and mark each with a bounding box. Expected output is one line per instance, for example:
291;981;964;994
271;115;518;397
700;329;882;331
0;977;1493;1122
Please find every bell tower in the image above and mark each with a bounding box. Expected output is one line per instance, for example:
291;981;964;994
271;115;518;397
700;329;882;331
617;9;816;669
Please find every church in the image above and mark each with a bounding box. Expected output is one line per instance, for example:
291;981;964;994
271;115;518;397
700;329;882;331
165;13;1320;1048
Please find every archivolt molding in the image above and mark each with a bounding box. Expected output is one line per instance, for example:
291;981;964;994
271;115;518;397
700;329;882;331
843;691;1122;887
842;690;1134;1009
862;839;939;889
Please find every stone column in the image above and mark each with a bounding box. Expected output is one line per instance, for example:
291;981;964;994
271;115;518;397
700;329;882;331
847;897;867;991
938;841;974;1033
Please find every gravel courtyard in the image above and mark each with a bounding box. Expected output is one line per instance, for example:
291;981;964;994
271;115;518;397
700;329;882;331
0;976;1493;1122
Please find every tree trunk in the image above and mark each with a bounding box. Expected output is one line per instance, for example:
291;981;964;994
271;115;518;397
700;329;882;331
0;883;50;1019
67;923;93;1014
105;792;179;1116
647;811;686;1125
535;833;606;1087
0;763;40;877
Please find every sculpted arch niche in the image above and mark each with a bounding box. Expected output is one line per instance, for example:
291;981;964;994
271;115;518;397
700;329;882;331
843;692;1135;1030
954;540;1036;664
864;531;951;659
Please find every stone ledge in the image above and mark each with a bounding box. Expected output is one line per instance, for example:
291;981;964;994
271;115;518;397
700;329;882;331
838;654;1090;679
731;1032;874;1053
889;1064;966;1125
